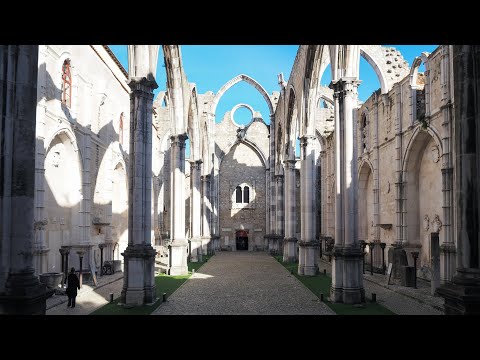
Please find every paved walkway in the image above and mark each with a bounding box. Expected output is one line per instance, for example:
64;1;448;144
318;258;443;315
45;253;445;315
46;272;124;315
152;252;335;315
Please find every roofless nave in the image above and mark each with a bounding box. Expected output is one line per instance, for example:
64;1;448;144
0;45;479;314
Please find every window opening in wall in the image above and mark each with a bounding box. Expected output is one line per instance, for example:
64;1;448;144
119;112;124;145
243;186;250;203
236;186;242;203
61;59;72;108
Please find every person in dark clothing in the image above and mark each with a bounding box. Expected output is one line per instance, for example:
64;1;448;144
66;267;80;308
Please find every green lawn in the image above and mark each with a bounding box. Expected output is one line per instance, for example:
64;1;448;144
91;255;212;315
274;256;395;315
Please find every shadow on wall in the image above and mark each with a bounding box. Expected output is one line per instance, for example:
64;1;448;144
217;142;266;252
35;65;156;281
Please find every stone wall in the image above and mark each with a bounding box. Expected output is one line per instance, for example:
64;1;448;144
35;45;161;276
216;108;268;251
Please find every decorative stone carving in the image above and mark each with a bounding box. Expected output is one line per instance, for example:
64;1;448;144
236;127;246;141
49;142;64;168
423;214;430;231
370;220;375;238
431;214;442;233
430;145;440;163
34;218;48;230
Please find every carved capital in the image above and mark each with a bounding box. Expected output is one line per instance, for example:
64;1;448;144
170;134;187;147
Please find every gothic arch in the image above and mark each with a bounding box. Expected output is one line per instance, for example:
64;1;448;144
187;85;200;161
402;125;443;175
318;94;334;108
44;126;82;168
219;138;267;169
402;126;443;250
409;52;431;87
358;159;375;242
359;47;389;94
163;45;188;135
211;74;274;116
317;45;410;94
284;86;299;160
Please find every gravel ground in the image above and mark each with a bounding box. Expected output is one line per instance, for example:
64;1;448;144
152;252;335;315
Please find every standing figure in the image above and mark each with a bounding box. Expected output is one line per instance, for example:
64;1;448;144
66;267;80;308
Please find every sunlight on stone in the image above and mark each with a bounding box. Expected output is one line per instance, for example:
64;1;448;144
190;272;214;279
77;285;109;306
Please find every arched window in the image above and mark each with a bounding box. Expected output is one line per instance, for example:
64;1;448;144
361;113;368;152
61;59;72;108
243;186;250;203
119;112;124;145
235;186;242;203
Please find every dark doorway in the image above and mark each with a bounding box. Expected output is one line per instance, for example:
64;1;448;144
236;230;249;251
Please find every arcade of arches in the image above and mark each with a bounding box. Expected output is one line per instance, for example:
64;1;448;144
1;45;480;314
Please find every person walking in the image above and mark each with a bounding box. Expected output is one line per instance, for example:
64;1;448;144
66;267;80;308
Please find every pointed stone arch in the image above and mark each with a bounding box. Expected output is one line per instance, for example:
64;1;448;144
358;159;375;242
211;74;274;117
219;138;267;169
187;85;201;161
285;86;298;160
402;126;443;254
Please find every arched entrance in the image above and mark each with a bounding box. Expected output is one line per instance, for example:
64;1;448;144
236;230;249;251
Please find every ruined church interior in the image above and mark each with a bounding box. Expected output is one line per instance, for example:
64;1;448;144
1;45;479;315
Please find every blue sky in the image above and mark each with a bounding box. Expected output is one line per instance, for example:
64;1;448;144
109;45;438;126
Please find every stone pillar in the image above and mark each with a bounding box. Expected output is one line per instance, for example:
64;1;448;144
121;77;157;306
283;159;297;262
319;150;326;239
167;134;188;275
34;48;48;276
439;46;455;284
98;244;105;276
80;133;92;246
265;114;277;253
298;136;318;275
0;45;48;314
201;174;211;256
372;94;381;267
437;45;480;314
330;78;364;304
104;146;114;261
393;89;404;246
275;174;285;255
190;160;202;262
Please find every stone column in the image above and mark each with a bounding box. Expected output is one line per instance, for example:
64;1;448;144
167;134;188;275
330;78;364;304
393;89;404;246
0;45;48;314
265;168;271;251
265;114;277;253
104;146;114;261
437;45;480;314
59;247;70;286
201;174;211;256
190;160;202;262
372;94;381;267
120;77;157;306
275;174;285;255
79;132;92;247
298;136;318;275
34;47;49;275
439;46;455;284
283;159;297;262
319;150;326;238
